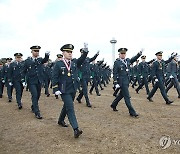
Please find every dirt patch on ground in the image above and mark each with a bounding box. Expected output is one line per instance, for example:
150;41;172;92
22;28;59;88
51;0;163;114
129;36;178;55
0;81;180;154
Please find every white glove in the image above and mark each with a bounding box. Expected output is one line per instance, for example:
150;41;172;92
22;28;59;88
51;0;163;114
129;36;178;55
55;90;62;95
155;79;158;82
90;76;93;79
169;75;174;79
2;80;5;83
22;82;27;87
9;82;13;86
83;43;88;52
139;48;144;55
115;84;120;90
45;51;50;55
140;76;143;79
171;52;177;57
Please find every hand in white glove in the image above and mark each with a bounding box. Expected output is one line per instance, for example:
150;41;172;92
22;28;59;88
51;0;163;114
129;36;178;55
139;48;144;55
155;79;158;82
115;84;120;90
83;43;88;52
9;82;13;86
140;76;143;79
169;75;174;79
45;51;50;55
22;82;26;87
96;51;100;55
171;52;177;57
2;80;5;83
55;90;62;95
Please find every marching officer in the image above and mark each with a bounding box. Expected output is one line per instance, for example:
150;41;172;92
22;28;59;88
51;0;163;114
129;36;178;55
131;60;140;88
56;54;63;61
89;60;101;96
76;50;99;107
178;61;180;82
52;44;88;138
42;62;51;97
0;61;5;98
135;56;155;95
23;45;50;119
8;53;25;109
166;53;180;98
110;48;142;117
3;58;13;102
147;51;177;104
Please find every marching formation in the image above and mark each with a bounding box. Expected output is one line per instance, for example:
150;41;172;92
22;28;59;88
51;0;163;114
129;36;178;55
0;44;179;138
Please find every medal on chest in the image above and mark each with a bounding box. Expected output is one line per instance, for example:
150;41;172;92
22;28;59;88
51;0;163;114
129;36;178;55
62;58;71;77
67;72;71;76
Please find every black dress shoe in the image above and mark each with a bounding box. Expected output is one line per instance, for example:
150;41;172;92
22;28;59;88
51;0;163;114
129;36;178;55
31;105;34;113
0;95;2;98
166;100;173;105
101;88;104;90
87;104;92;107
76;98;82;103
89;91;92;95
46;94;50;97
113;94;117;97
35;113;42;119
147;97;153;102
130;113;139;117
135;89;139;94
74;129;83;138
8;99;12;102
178;95;180;98
55;95;59;99
18;105;22;110
58;121;68;127
97;94;101;96
110;105;118;111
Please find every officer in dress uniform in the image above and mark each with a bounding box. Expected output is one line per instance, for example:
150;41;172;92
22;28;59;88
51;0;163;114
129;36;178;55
52;44;88;138
23;45;50;119
110;48;142;117
76;49;99;107
135;56;155;95
89;60;101;96
131;60;140;88
0;61;5;98
3;58;13;102
178;61;180;82
56;54;63;61
147;51;177;104
42;62;51;97
8;53;25;109
165;53;180;98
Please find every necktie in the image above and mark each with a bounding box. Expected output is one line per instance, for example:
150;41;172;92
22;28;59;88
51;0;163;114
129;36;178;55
68;61;70;67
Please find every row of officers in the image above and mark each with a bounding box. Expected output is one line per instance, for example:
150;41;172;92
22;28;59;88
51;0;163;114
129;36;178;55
111;49;179;117
0;44;111;138
0;44;179;138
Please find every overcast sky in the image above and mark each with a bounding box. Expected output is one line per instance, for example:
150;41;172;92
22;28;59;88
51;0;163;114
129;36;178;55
0;0;180;66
